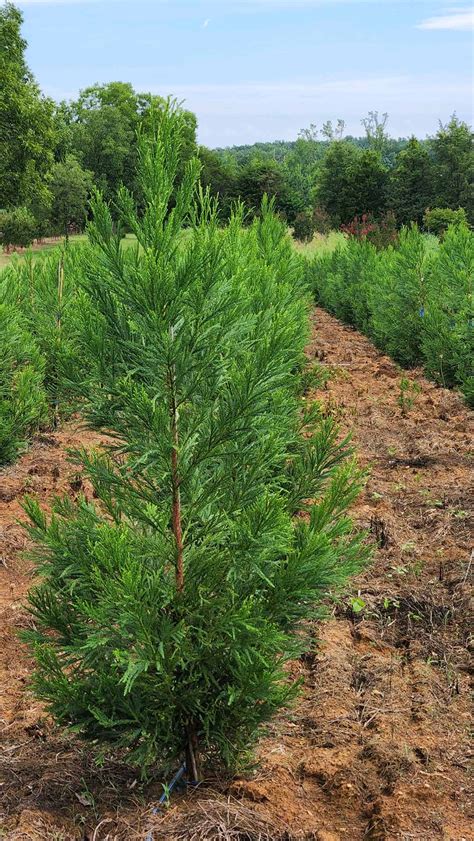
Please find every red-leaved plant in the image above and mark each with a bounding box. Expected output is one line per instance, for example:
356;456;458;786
341;212;398;249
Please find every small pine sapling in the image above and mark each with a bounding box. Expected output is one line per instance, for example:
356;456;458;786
0;304;48;464
23;105;367;779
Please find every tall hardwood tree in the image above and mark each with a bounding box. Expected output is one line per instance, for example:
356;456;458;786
0;3;56;208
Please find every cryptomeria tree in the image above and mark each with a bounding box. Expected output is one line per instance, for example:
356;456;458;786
24;106;366;778
1;245;92;423
422;223;474;404
0;303;47;463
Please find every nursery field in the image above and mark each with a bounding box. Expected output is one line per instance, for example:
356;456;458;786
2;6;473;837
1;308;472;840
0;108;473;841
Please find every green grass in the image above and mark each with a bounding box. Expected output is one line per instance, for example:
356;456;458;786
292;231;347;256
0;234;86;271
0;233;138;271
292;230;439;258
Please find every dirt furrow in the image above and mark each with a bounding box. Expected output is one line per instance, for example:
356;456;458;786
1;309;472;840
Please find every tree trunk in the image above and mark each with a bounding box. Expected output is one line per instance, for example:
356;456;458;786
169;343;184;593
54;255;64;428
185;726;201;782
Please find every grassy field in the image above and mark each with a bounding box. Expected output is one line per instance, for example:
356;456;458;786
0;235;87;271
292;230;347;256
0;233;138;271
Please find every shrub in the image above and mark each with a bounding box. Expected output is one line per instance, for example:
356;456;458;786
422;223;474;404
0;206;37;250
341;212;398;249
369;225;431;366
306;221;473;404
423;207;468;238
24;107;367;778
1;245;92;422
312;206;332;235
308;236;379;333
0;304;48;464
292;209;315;242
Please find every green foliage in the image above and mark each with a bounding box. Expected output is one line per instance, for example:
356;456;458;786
363;225;430;366
0;244;91;418
0;206;37;249
397;378;421;414
390;138;435;227
0;303;48;463
49;154;93;237
24;108;367;775
69;83;197;203
314;142;388;226
421;223;474;403
282;134;324;209
431;116;474;221
198;146;237;220
0;3;56;209
423;207;468;238
292;210;315;243
236;158;298;222
307;222;474;404
361;111;390;160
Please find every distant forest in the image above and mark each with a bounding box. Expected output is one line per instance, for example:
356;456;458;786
1;2;473;249
215;133;410;165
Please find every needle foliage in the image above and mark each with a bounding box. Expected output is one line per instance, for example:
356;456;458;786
23;106;367;775
307;223;473;405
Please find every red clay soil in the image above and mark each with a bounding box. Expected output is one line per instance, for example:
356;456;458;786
1;308;472;840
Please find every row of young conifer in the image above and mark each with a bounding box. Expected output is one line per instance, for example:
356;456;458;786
1;108;367;778
306;224;474;406
1;108;472;781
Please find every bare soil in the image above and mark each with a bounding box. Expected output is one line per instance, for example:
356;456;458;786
1;308;472;840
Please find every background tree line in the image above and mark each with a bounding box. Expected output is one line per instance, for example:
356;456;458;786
204;112;473;236
1;2;472;250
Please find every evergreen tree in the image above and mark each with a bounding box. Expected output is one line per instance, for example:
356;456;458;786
431;116;474;221
0;303;48;464
356;149;388;218
69;82;197;202
198;145;237;221
369;225;432;367
390;138;435;226
24;107;366;777
314;142;388;226
0;205;36;250
1;245;91;421
307;223;473;405
422;223;474;404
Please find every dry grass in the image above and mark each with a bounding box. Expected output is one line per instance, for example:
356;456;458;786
148;794;314;841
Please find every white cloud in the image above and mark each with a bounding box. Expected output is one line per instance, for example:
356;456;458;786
139;75;472;146
417;9;474;30
202;18;211;27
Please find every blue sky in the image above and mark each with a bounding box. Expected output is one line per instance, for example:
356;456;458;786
16;0;474;147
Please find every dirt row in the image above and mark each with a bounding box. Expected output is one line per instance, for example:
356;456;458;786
1;307;472;840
